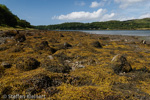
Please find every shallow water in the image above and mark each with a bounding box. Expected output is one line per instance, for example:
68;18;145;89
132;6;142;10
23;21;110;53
80;30;150;36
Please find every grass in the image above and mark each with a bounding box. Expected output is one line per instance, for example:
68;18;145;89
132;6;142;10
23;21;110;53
0;26;34;31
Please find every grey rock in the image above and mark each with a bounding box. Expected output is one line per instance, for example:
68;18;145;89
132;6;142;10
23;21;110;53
111;54;132;74
1;62;12;68
48;55;54;60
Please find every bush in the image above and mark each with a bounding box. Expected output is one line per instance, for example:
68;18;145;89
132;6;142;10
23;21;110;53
15;57;40;71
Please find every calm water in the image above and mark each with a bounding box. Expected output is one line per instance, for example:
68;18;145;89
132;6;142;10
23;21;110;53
79;30;150;36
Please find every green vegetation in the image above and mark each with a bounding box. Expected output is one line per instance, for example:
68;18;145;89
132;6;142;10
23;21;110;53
0;4;32;28
35;18;150;30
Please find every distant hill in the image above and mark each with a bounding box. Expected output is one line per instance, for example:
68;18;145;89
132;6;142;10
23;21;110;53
35;18;150;30
0;4;32;28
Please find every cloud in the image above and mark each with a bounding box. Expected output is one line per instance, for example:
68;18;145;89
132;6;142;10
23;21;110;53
139;13;150;19
90;1;102;8
52;9;115;22
118;17;135;21
114;0;148;8
75;1;85;6
90;0;108;8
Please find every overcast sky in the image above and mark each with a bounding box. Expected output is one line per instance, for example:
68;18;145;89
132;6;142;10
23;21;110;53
1;0;150;25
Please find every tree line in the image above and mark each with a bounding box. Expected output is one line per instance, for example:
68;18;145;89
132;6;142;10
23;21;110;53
0;4;32;28
35;18;150;30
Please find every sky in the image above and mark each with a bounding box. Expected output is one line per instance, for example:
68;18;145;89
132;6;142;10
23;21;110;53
0;0;150;25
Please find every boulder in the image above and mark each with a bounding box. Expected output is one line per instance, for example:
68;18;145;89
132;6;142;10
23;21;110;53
45;87;59;96
0;66;5;78
1;62;12;68
15;57;40;71
90;41;102;48
64;42;72;48
111;54;132;74
28;74;64;90
30;74;52;89
2;30;18;37
25;87;37;95
1;86;12;95
42;60;71;73
48;55;54;60
15;33;26;42
34;41;56;54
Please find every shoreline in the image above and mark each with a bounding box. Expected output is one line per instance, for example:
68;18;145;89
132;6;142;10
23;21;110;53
0;30;150;99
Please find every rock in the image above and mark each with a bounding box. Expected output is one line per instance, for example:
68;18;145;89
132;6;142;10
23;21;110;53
0;37;7;45
41;41;49;47
25;87;37;95
1;86;12;95
31;74;52;89
111;54;132;74
78;65;85;68
34;41;56;54
9;46;23;52
15;57;40;71
0;46;8;51
71;61;85;70
0;66;5;78
42;60;71;73
28;74;64;90
64;42;72;48
141;40;146;44
2;30;18;37
60;34;64;37
1;62;12;68
90;41;102;48
45;87;59;96
48;55;54;60
15;33;26;42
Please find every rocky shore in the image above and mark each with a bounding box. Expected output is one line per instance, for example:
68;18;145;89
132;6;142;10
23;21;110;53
0;30;150;99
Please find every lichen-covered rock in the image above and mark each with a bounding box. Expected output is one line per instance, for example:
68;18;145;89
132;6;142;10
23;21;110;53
45;87;59;96
2;30;18;37
9;46;24;52
15;57;40;71
42;60;71;73
27;74;64;90
1;62;11;68
111;54;132;74
14;33;26;42
0;46;8;51
90;41;102;48
64;42;72;48
0;66;5;78
30;74;52;89
1;86;12;95
25;87;37;95
34;41;56;54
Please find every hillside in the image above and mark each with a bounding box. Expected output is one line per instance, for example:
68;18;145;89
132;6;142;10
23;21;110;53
0;4;32;28
35;18;150;30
